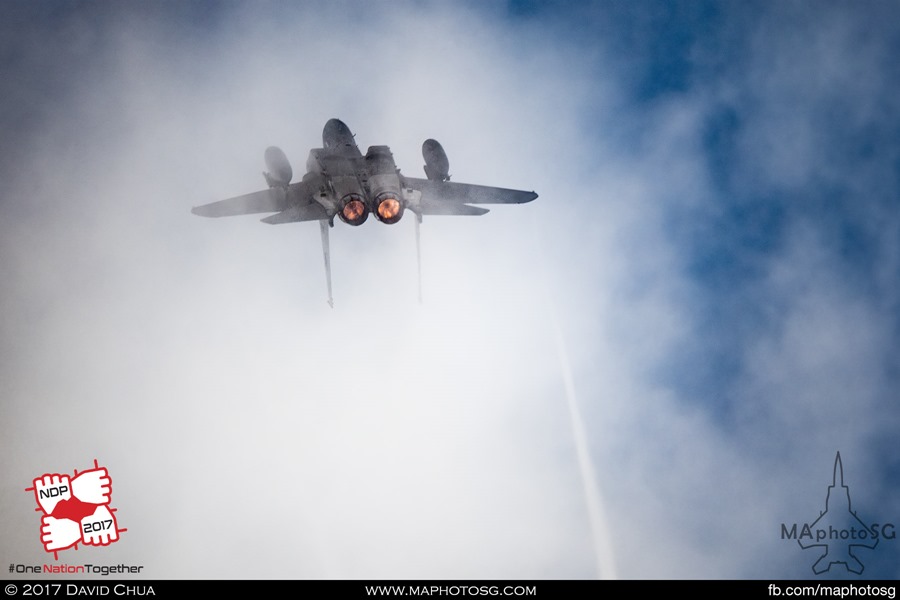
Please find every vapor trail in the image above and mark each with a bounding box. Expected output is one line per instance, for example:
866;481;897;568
531;209;617;579
547;307;619;580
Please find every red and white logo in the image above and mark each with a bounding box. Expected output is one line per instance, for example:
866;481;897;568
25;459;126;559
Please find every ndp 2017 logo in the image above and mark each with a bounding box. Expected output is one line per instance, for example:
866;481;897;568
25;460;126;558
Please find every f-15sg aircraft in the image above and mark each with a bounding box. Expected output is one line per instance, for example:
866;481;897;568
192;119;537;306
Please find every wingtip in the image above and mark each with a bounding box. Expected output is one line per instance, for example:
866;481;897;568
192;205;217;217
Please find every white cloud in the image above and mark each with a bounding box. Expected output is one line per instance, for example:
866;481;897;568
1;1;897;580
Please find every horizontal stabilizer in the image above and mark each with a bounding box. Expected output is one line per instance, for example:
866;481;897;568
420;202;489;216
405;177;538;205
261;203;328;224
192;188;287;217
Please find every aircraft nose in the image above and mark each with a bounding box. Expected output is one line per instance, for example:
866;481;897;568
323;118;352;148
325;118;346;130
324;118;350;135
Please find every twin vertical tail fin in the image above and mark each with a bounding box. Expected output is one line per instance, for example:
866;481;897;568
415;212;423;304
318;215;422;307
320;220;333;308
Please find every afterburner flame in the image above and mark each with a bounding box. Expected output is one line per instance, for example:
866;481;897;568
339;194;368;225
343;199;366;221
376;195;402;223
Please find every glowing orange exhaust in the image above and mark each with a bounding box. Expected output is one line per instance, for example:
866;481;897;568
338;193;368;226
375;194;403;224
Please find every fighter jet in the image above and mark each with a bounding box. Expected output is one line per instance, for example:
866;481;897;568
192;119;537;306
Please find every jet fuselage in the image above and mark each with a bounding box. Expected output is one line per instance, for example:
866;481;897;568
305;119;409;225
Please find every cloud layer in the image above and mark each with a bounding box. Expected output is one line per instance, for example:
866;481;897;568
2;1;897;579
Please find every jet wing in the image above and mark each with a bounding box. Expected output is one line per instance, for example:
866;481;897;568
404;177;537;216
192;181;313;218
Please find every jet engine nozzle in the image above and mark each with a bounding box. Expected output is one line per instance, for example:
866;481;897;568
338;193;369;226
374;192;404;224
422;139;450;182
264;146;293;187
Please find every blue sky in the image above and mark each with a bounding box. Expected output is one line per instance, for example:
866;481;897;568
1;0;898;579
